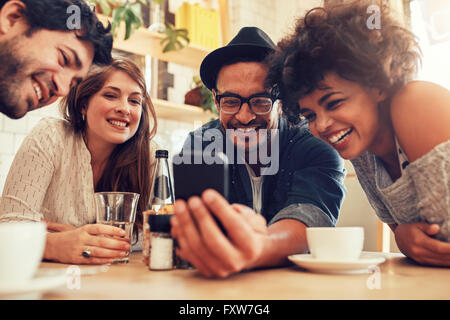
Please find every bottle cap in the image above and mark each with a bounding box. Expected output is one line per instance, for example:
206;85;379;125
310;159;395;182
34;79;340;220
148;214;173;233
155;150;169;158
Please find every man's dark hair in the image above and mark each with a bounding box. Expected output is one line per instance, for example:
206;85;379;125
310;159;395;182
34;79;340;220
0;0;112;65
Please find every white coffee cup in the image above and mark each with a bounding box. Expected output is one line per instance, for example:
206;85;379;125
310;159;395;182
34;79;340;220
0;222;47;286
306;227;364;261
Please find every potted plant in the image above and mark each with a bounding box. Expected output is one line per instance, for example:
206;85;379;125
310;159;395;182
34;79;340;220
185;76;218;117
88;0;189;51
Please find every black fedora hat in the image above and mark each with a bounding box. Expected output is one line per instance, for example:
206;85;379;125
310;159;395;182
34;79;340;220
200;27;276;90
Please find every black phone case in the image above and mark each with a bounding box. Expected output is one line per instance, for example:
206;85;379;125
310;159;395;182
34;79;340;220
173;152;229;235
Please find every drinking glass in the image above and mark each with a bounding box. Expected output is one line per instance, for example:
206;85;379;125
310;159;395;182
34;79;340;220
94;192;140;263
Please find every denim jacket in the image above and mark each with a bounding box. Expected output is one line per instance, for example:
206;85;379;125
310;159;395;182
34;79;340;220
182;117;346;227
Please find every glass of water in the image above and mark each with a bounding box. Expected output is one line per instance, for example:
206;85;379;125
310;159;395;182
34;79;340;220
94;192;140;264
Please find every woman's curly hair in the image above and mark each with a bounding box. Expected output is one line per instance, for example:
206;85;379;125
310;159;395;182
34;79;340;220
265;1;422;125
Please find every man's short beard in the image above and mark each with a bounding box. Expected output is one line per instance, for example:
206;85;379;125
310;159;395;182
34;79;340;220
0;37;31;119
229;130;272;164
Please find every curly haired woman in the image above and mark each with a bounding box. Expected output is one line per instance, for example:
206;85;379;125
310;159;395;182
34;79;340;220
266;1;450;266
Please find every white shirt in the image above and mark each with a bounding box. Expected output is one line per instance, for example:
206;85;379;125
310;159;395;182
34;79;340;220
244;163;264;214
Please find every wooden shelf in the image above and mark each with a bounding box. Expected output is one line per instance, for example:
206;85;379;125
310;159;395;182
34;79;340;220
99;15;210;69
153;99;216;124
98;15;215;124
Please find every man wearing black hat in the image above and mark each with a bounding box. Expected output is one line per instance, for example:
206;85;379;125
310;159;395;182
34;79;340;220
171;27;346;278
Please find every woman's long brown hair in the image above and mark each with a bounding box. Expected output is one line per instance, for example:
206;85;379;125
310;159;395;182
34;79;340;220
61;58;157;238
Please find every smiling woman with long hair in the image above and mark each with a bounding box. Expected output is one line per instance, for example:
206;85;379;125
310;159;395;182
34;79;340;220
266;1;450;266
0;57;158;264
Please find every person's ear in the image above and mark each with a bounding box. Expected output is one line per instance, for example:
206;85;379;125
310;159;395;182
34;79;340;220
277;100;282;116
372;88;387;104
0;1;28;35
378;90;387;102
81;108;86;122
212;89;220;113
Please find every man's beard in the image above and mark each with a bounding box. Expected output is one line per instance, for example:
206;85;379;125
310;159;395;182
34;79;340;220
224;122;271;163
0;38;33;119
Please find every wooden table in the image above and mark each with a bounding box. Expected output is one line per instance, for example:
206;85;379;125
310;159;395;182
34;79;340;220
36;251;450;300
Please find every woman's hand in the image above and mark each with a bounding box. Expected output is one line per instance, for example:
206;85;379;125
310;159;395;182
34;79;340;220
394;222;450;266
44;224;131;265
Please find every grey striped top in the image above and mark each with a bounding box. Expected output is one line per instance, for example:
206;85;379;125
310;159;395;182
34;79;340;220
351;140;450;242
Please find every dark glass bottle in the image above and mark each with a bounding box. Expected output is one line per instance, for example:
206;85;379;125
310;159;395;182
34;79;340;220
149;149;175;212
143;150;175;265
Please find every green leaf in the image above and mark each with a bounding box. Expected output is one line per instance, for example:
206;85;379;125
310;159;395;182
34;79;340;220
99;0;112;16
123;8;135;40
130;2;142;16
111;6;126;36
124;18;132;40
160;23;190;52
162;43;174;53
160;37;169;46
110;3;145;41
151;0;166;5
130;3;143;25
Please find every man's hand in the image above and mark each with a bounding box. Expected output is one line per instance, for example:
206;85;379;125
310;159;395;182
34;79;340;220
230;203;267;234
170;189;269;278
394;222;450;266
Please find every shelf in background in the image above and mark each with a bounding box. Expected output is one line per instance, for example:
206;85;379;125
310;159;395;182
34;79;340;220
97;15;215;125
99;15;210;69
153;99;216;124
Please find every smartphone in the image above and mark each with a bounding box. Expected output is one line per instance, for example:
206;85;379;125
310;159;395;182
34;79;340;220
172;151;228;235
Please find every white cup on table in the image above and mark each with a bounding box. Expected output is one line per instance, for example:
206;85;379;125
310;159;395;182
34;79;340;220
0;222;46;286
306;227;364;261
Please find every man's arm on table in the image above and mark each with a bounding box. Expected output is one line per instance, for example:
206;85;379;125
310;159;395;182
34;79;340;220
250;218;308;269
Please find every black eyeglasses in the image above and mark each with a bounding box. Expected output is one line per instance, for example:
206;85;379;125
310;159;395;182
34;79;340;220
215;92;276;115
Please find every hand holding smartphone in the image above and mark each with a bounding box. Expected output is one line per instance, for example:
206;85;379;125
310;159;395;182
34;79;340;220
172;151;229;235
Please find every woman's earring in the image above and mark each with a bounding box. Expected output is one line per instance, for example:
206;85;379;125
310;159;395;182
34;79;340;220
82;113;86;122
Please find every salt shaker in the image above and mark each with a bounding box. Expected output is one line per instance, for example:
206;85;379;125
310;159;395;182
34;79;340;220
148;214;174;270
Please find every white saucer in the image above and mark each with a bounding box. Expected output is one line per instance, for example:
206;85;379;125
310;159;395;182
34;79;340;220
288;252;386;274
36;264;110;277
0;273;67;299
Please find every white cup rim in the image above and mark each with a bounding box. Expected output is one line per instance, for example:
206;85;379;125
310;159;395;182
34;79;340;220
0;221;46;229
307;227;364;231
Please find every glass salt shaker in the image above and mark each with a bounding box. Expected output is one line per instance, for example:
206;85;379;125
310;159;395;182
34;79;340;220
148;214;174;270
